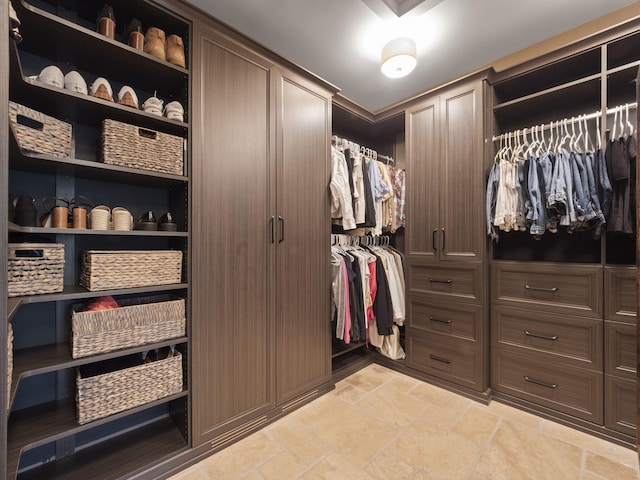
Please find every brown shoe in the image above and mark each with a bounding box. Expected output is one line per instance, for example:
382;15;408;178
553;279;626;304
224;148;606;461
144;27;166;61
166;34;185;68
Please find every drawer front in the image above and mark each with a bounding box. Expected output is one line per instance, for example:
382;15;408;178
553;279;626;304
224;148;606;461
408;295;482;341
604;321;637;379
492;348;603;423
604;375;637;436
604;267;637;323
407;333;482;390
492;306;602;370
408;263;481;302
492;262;603;317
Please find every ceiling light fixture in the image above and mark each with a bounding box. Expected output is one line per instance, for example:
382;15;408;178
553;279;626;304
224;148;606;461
381;37;417;78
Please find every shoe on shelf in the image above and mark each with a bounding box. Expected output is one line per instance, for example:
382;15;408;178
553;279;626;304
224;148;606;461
96;3;116;40
164;101;184;122
13;195;38;227
35;65;64;88
118;86;139;109
158;212;177;231
142;95;163;116
90;77;114;102
9;2;22;43
166;34;186;68
144;27;166;61
134;210;158;231
64;70;88;95
126;18;144;51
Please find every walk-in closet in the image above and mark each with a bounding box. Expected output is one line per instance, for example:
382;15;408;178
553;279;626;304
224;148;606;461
1;0;639;478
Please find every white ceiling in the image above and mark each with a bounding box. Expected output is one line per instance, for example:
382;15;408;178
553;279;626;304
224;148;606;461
183;0;637;112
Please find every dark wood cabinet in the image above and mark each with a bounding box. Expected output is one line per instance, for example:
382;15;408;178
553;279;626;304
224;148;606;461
406;78;484;262
275;72;332;405
191;29;275;444
191;23;332;447
405;76;487;393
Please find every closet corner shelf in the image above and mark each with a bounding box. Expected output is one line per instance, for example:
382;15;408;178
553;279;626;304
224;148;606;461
7;392;189;480
9;133;189;186
9;338;189;409
8;222;189;237
331;341;367;359
8;283;189;310
16;0;189;76
493;73;602;111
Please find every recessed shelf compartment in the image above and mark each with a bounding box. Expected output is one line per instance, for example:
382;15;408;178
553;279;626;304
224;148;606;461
493;76;602;132
8;222;188;237
15;0;189;76
10;42;188;137
9;338;189;407
493;47;601;104
9;400;188;480
607;31;640;70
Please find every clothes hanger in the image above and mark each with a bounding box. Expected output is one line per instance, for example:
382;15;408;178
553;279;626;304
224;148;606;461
596;112;602;150
611;107;618;140
625;103;634;137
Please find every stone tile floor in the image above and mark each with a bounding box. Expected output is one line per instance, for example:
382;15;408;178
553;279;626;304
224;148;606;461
169;364;640;480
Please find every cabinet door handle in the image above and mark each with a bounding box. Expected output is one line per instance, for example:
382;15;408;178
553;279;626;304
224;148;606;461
524;330;558;341
441;227;445;251
524;375;558;389
430;316;452;324
432;228;438;251
270;216;275;243
430;354;452;364
524;285;558;293
429;278;453;284
278;216;284;243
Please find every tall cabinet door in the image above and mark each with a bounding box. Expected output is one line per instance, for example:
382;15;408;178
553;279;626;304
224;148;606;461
440;78;484;262
406;96;440;260
275;70;332;405
191;26;276;446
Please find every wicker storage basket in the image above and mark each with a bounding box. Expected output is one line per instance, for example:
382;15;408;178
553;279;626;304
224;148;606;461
71;295;186;358
8;243;65;297
100;119;184;175
76;351;183;425
79;250;182;291
7;323;13;411
9;101;72;157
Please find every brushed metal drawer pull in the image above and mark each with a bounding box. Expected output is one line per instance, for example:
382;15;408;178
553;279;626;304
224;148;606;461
524;330;558;341
524;285;558;293
432;228;438;251
429;278;453;284
524;375;558;389
430;354;452;364
430;316;452;324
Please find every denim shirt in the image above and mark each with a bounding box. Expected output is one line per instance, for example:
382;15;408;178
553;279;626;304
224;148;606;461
485;162;500;241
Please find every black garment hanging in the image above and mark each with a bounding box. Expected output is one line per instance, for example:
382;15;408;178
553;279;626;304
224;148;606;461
373;256;394;336
359;157;377;228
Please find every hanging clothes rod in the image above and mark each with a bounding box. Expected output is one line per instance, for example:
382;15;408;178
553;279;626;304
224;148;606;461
332;134;394;164
492;102;638;142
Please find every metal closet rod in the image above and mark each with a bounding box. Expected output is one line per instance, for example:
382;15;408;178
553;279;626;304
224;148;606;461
492;102;638;142
332;134;394;163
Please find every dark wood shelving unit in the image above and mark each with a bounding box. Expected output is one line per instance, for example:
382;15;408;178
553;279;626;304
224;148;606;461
14;0;189;84
331;339;366;359
9;337;188;406
9;43;188;138
11;409;189;480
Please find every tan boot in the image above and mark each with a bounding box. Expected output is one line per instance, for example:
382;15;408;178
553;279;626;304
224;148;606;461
144;27;166;61
166;34;186;68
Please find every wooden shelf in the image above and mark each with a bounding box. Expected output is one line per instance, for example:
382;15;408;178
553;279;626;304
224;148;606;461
9;42;188;137
8;283;188;313
15;0;188;78
9;403;188;480
8;222;188;237
8;120;188;186
493;75;602;131
9;338;188;408
331;340;367;359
